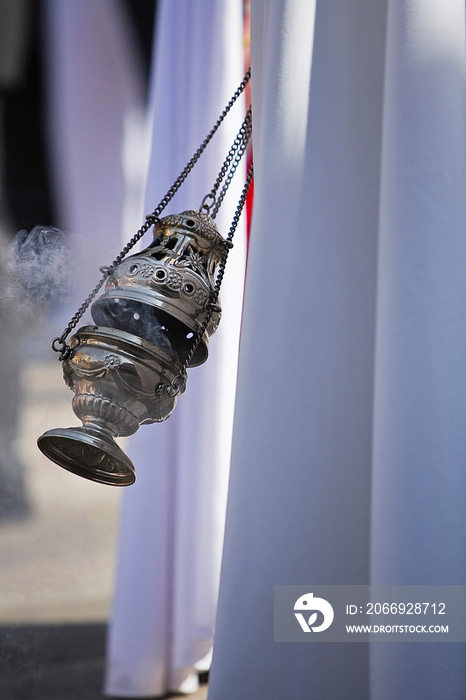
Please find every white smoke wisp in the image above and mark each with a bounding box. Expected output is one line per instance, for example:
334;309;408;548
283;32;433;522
5;225;73;310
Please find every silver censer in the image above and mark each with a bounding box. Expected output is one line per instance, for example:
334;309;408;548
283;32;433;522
38;210;227;486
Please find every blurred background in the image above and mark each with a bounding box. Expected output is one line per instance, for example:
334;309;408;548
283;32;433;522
0;1;160;697
0;0;248;696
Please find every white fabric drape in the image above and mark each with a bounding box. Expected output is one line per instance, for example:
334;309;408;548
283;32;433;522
104;1;246;696
208;1;466;699
370;1;466;697
44;0;146;310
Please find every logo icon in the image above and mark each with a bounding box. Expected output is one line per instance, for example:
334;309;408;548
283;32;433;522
294;592;334;632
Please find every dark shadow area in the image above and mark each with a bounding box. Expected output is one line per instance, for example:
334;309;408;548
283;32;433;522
0;623;107;700
0;624;209;699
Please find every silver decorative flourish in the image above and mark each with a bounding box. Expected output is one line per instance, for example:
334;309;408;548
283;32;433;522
103;354;121;370
166;271;183;290
138;263;155;278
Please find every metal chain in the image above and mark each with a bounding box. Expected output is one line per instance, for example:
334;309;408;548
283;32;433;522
200;106;252;218
211;113;252;219
52;68;251;360
167;159;254;394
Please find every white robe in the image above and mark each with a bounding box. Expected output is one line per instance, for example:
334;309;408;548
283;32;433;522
104;1;246;696
43;0;145;310
208;1;466;699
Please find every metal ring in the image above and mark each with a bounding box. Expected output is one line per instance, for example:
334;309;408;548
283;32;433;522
145;214;161;226
200;193;216;214
51;337;65;353
51;337;71;361
167;373;186;397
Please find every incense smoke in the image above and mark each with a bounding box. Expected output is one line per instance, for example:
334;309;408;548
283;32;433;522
7;226;71;305
91;297;198;364
5;225;196;363
91;297;176;357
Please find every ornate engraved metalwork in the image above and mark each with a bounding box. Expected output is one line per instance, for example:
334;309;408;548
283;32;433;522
38;211;226;486
91;210;227;367
38;69;254;487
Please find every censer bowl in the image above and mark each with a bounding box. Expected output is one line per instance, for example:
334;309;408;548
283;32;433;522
37;325;186;486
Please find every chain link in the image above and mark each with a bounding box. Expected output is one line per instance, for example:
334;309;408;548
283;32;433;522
52;68;251;359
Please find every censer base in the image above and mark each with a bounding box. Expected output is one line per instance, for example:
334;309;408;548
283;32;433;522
37;427;135;486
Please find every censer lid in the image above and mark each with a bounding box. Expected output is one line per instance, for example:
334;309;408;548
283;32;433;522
153;209;228;261
91;209;225;367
